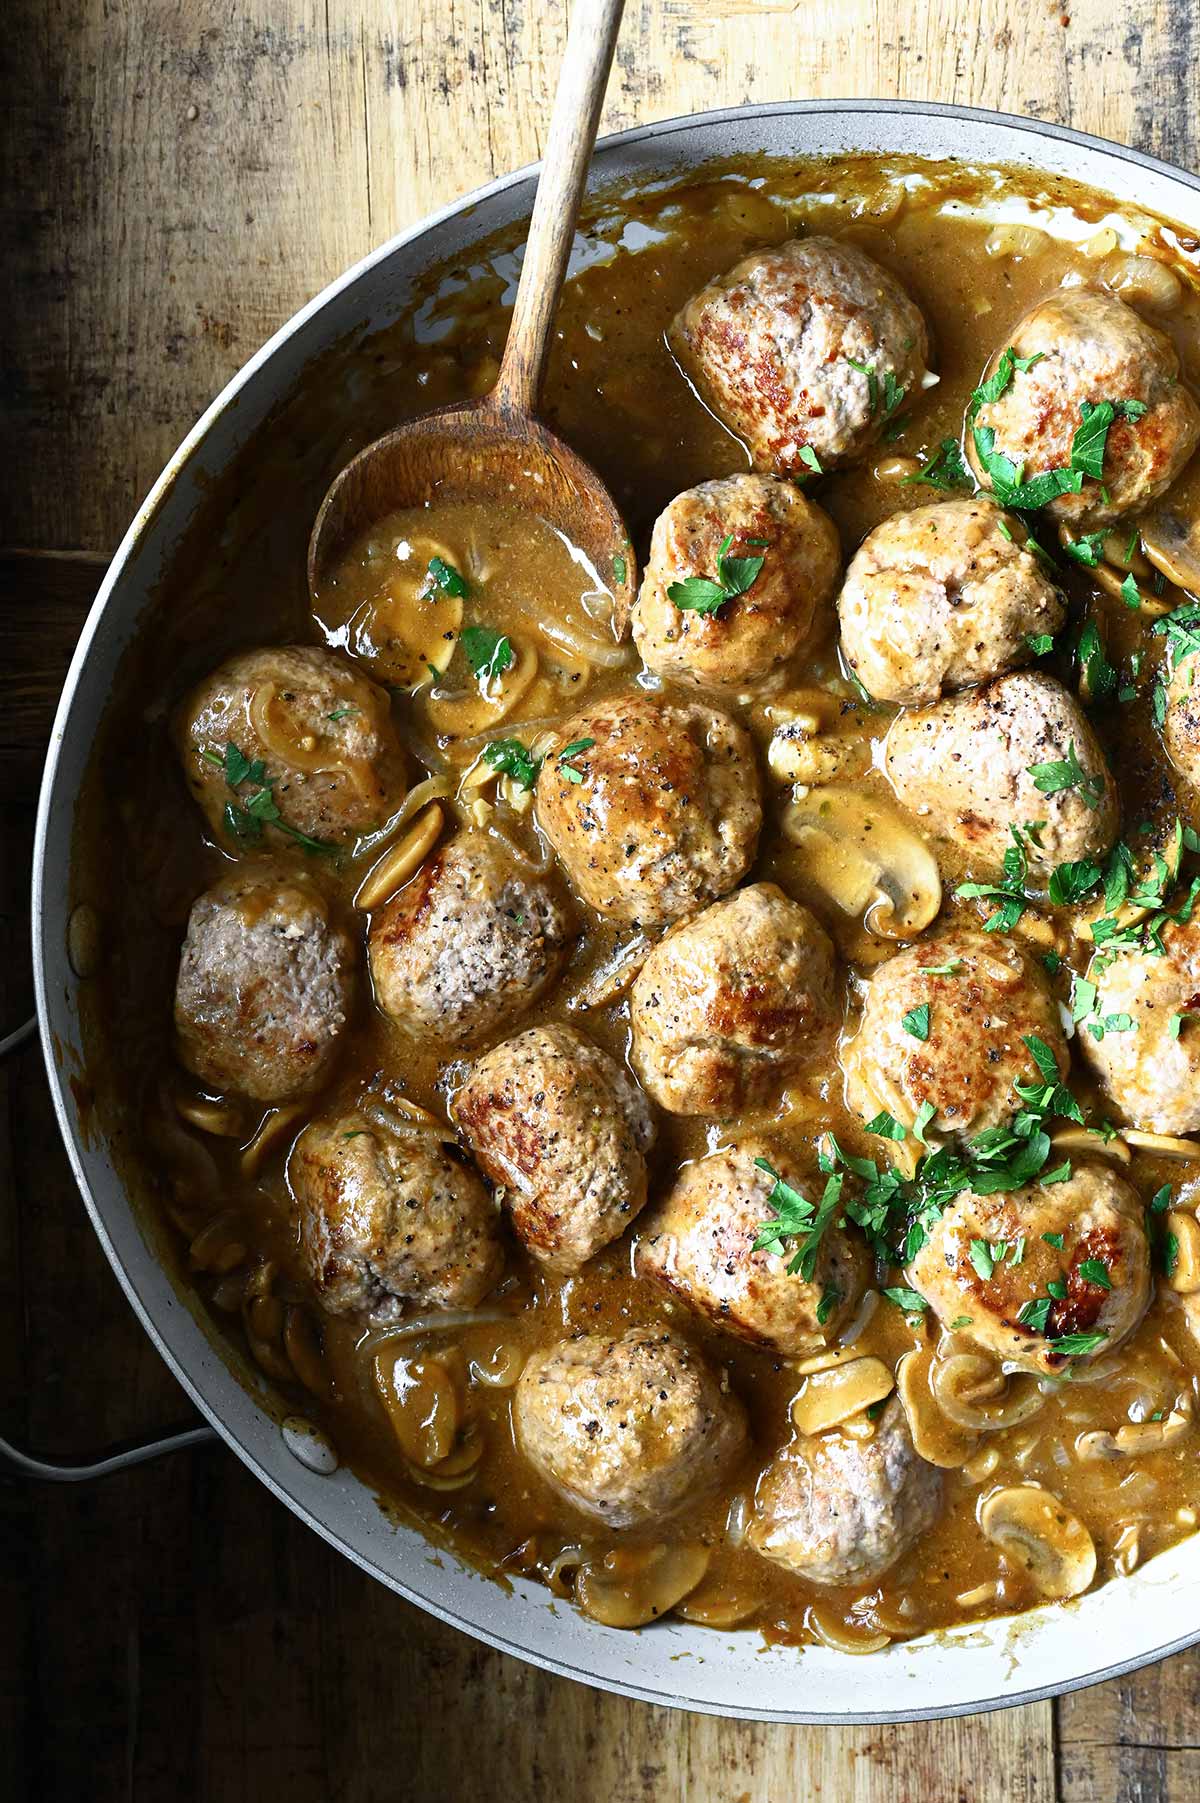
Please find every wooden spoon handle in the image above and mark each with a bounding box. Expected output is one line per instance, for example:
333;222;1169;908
489;0;625;419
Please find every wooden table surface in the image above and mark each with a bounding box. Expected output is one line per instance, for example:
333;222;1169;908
6;2;1200;1797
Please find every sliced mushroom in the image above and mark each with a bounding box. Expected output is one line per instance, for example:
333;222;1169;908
1167;1210;1200;1292
673;1568;765;1628
1124;1129;1200;1162
805;1607;891;1655
188;1210;248;1276
354;804;445;911
790;1355;895;1435
426;639;540;744
1048;1125;1132;1168
374;1351;461;1468
242;1262;294;1383
403;1420;485;1491
896;1344;980;1469
932;1351;1046;1433
1076;1407;1192;1461
1060;526;1175;616
1141;507;1200;597
283;1304;328;1397
573;1544;710;1629
979;1484;1097;1600
568;933;651;1012
240;1100;310;1179
782;787;941;940
174;1093;248;1138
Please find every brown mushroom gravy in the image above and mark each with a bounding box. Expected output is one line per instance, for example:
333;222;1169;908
74;155;1200;1652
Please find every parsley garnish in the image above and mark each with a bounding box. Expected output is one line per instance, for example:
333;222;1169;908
460;625;514;684
1028;742;1105;811
482;737;542;791
1048;856;1103;907
798;446;823;475
902;1003;931;1042
326;705;359;722
1027;633;1056;657
816;1284;841;1326
752;1158;844;1280
1078;1257;1112;1290
426;556;469;599
667;532;769;616
956;824;1034;931
612;552;628;586
556;737;595;784
1064;531;1108;570
881;1286;928;1314
845;359;907;423
209;741;336;856
900;437;972;493
1154;602;1200;675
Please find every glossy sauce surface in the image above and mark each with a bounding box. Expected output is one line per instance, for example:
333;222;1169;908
75;156;1200;1652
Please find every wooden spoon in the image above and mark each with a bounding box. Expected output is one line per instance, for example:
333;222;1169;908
307;0;636;636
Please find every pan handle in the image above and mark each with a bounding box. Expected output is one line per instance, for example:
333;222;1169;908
0;1011;218;1481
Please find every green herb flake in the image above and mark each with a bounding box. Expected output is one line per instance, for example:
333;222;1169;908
667;530;769;616
1078;1257;1112;1290
1042;1231;1066;1249
900;436;972;493
460;624;514;684
948;1315;975;1331
426;555;469;599
1120;571;1141;610
881;1285;928;1315
901;1003;931;1042
326;705;359;723
556;736;595;785
1053;1330;1109;1358
816;1284;842;1326
798;446;823;475
969;1238;996;1281
1027;632;1056;656
1028;741;1106;811
752;1157;844;1281
865;1110;907;1141
1150;1184;1173;1214
482;737;542;791
612;552;627;586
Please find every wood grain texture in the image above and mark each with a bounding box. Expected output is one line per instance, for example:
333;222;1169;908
6;1;1200;1797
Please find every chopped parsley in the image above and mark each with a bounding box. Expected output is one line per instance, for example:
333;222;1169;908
556;737;595;784
667;531;769;616
1150;1184;1173;1214
326;705;359;722
920;959;964;976
956;824;1034;931
1042;1231;1065;1249
1078;1257;1113;1290
865;1110;907;1141
1027;632;1056;657
612;552;628;586
1064;531;1108;570
1169;1010;1200;1039
901;1003;931;1042
844;359;907;424
1154;602;1200;675
1070;398;1148;480
1078;619;1118;706
816;1284;841;1326
205;741;336;856
900;437;972;493
1048;856;1103;907
969;1238;997;1281
752;1158;844;1280
1120;572;1142;610
881;1286;928;1315
1070;974;1135;1042
482;737;542;791
798;446;823;475
425;555;469;599
969;361;1147;510
1052;1331;1109;1358
1028;742;1106;811
460;624;514;684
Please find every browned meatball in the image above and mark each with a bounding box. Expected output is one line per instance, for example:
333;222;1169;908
174;866;355;1103
534;692;762;927
841;928;1067;1142
967;288;1200;525
454;1024;655;1273
671;236;932;473
635;1138;867;1355
747;1399;942;1586
1163;624;1200;793
837;498;1065;704
177;644;408;849
885;671;1118;878
908;1164;1150;1375
367;834;572;1045
1079;921;1200;1133
632;475;841;692
288;1102;502;1323
629;883;838;1116
513;1325;747;1528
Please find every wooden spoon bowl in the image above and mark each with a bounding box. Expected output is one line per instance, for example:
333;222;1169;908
307;0;636;639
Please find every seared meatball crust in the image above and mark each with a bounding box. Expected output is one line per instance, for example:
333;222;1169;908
967;287;1200;526
289;1106;502;1323
747;1398;942;1586
1080;921;1200;1133
635;1137;867;1355
367;834;572;1045
454;1024;656;1273
885;670;1118;878
174;865;355;1104
671;235;932;473
841;928;1067;1142
837;498;1065;705
513;1325;748;1528
177;644;408;849
908;1163;1150;1376
534;691;762;927
1164;642;1200;794
629;883;838;1116
632;475;841;692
